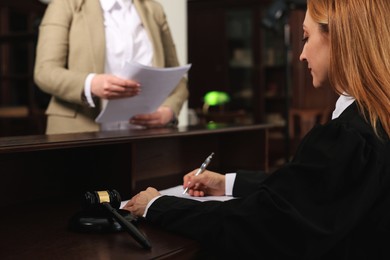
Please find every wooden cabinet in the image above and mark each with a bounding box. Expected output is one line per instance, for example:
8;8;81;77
188;0;264;124
187;0;337;167
0;0;49;137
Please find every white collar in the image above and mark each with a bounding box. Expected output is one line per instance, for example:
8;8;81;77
100;0;132;12
332;93;355;119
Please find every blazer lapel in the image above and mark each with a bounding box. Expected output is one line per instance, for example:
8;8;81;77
82;0;106;73
133;0;164;66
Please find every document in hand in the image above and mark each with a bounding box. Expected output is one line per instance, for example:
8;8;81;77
95;62;191;123
120;185;236;209
159;185;236;202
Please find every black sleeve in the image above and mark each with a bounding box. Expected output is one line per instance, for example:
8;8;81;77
146;119;389;259
233;170;269;197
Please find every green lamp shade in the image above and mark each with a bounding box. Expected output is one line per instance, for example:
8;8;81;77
203;91;230;106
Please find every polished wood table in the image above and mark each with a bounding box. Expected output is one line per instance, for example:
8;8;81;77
0;200;200;259
0;123;272;207
0;123;272;259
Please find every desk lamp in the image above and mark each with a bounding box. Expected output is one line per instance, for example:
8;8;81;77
202;91;231;114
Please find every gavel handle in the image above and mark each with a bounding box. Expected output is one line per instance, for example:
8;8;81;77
102;203;152;249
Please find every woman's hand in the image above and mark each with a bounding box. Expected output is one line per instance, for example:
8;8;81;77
130;106;175;127
91;74;141;99
183;170;226;197
123;187;161;217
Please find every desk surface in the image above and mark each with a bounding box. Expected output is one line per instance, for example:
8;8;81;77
0;200;199;260
0;123;273;153
1;123;272;207
0;124;273;259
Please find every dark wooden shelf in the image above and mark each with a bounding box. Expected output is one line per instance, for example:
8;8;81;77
0;1;48;136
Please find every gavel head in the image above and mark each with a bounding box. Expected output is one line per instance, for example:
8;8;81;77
83;190;121;210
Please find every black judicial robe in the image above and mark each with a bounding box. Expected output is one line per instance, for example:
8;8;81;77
146;102;390;259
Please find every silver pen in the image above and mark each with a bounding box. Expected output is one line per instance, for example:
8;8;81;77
183;152;214;194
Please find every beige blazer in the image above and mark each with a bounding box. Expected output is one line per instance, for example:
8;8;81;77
34;0;188;134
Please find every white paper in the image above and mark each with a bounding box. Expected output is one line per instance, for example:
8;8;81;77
120;185;236;208
95;62;191;123
159;185;237;202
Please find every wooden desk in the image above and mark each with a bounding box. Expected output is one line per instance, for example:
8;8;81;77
0;123;271;207
0;123;271;259
0;200;200;259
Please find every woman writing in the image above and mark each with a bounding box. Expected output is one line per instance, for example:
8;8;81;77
125;0;390;258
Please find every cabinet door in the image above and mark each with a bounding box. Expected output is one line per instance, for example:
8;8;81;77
261;15;287;128
188;6;228;110
226;8;258;122
188;1;265;124
0;1;49;136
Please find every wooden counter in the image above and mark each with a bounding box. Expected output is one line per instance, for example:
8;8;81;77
0;123;272;259
0;200;200;259
0;123;271;206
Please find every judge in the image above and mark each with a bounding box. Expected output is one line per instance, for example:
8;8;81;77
124;0;390;258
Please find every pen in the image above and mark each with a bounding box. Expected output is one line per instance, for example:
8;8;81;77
183;152;214;194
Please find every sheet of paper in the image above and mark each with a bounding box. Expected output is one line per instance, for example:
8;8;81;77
159;185;237;202
95;62;191;123
120;185;236;208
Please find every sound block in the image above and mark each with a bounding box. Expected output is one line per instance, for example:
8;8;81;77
69;207;137;233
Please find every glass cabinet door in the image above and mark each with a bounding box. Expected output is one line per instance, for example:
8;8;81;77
226;9;254;123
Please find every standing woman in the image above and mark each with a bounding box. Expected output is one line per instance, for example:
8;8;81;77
34;0;188;134
125;0;390;259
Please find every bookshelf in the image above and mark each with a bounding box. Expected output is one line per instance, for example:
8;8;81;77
0;0;49;136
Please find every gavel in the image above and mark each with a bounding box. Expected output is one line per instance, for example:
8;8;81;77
83;190;152;249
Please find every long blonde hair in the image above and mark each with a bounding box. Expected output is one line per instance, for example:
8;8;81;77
308;0;390;138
